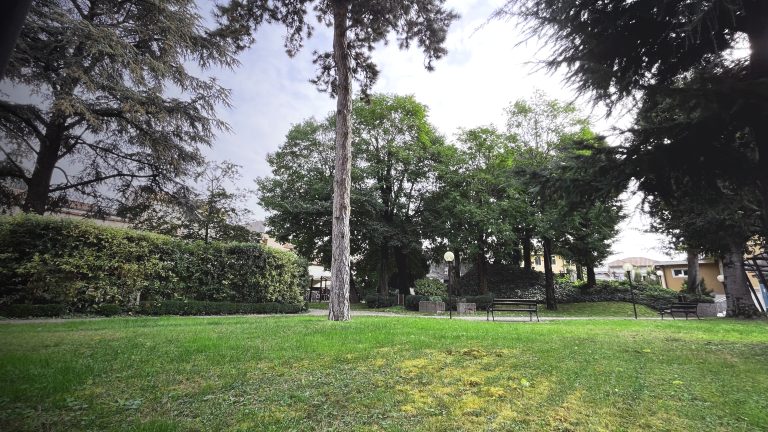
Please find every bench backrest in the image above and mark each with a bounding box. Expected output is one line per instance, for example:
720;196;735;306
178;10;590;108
491;299;538;310
670;302;698;310
493;299;537;305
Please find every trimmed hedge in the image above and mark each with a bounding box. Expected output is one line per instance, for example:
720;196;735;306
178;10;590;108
364;294;398;308
137;300;305;316
0;215;307;312
0;303;68;318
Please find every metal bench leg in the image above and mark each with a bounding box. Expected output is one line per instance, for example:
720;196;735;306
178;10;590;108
535;311;539;322
529;312;532;322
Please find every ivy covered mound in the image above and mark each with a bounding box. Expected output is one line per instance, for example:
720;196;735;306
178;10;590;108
456;263;710;310
0;215;308;317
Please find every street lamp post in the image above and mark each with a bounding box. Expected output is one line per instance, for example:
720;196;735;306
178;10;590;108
444;251;455;319
623;262;638;319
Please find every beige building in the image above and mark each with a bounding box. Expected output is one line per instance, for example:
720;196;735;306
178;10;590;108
655;259;724;294
656;258;767;309
528;254;574;275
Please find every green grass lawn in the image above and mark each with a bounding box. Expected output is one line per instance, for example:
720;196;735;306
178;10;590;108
1;316;767;431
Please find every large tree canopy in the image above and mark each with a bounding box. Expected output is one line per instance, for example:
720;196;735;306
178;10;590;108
258;94;446;296
0;0;237;215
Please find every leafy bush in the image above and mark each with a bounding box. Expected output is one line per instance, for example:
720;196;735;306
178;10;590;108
413;278;447;296
137;300;304;315
404;295;429;310
0;215;307;311
0;303;68;318
97;304;122;316
364;294;397;308
563;279;709;310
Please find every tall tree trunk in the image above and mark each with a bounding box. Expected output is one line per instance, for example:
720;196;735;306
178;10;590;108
686;247;700;295
22;121;64;214
576;264;583;281
328;1;351;321
744;1;768;232
586;266;596;288
393;247;410;295
722;240;761;317
476;236;488;294
0;0;32;79
510;242;521;267
453;252;461;297
543;236;557;310
522;233;532;271
378;244;389;295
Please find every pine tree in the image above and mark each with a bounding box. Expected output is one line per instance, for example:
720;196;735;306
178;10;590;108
0;0;236;214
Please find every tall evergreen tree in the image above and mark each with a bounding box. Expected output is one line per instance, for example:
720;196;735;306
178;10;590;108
217;0;458;320
495;0;768;232
0;0;236;214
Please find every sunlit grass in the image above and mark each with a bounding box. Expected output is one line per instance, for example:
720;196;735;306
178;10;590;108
1;316;766;431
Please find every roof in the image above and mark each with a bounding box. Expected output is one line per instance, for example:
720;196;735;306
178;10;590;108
604;257;658;268
655;259;716;267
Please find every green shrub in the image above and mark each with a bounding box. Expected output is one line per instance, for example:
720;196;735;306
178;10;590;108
413;278;447;296
0;303;67;318
404;295;429;310
137;300;303;316
364;294;397;308
97;303;122;316
0;215;307;311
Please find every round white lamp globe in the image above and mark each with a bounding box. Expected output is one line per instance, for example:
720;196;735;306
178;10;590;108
443;251;455;262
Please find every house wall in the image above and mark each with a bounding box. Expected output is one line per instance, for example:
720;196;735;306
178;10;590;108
660;263;725;294
529;254;572;274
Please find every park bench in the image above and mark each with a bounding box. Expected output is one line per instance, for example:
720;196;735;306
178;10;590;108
659;302;700;320
487;299;539;322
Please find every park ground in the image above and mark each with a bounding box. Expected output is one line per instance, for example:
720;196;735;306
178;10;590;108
0;312;767;431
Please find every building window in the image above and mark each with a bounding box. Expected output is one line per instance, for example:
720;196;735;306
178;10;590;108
535;256;541;266
672;269;688;278
551;255;556;264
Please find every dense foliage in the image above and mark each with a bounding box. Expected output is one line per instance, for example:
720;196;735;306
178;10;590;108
0;215;307;311
0;0;236;214
259;94;448;295
495;0;767;317
412;278;447;297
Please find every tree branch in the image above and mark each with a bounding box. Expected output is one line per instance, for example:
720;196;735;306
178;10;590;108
49;172;157;192
0;147;30;183
0;100;47;143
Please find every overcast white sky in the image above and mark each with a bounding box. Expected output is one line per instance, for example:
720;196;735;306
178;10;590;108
200;0;680;263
